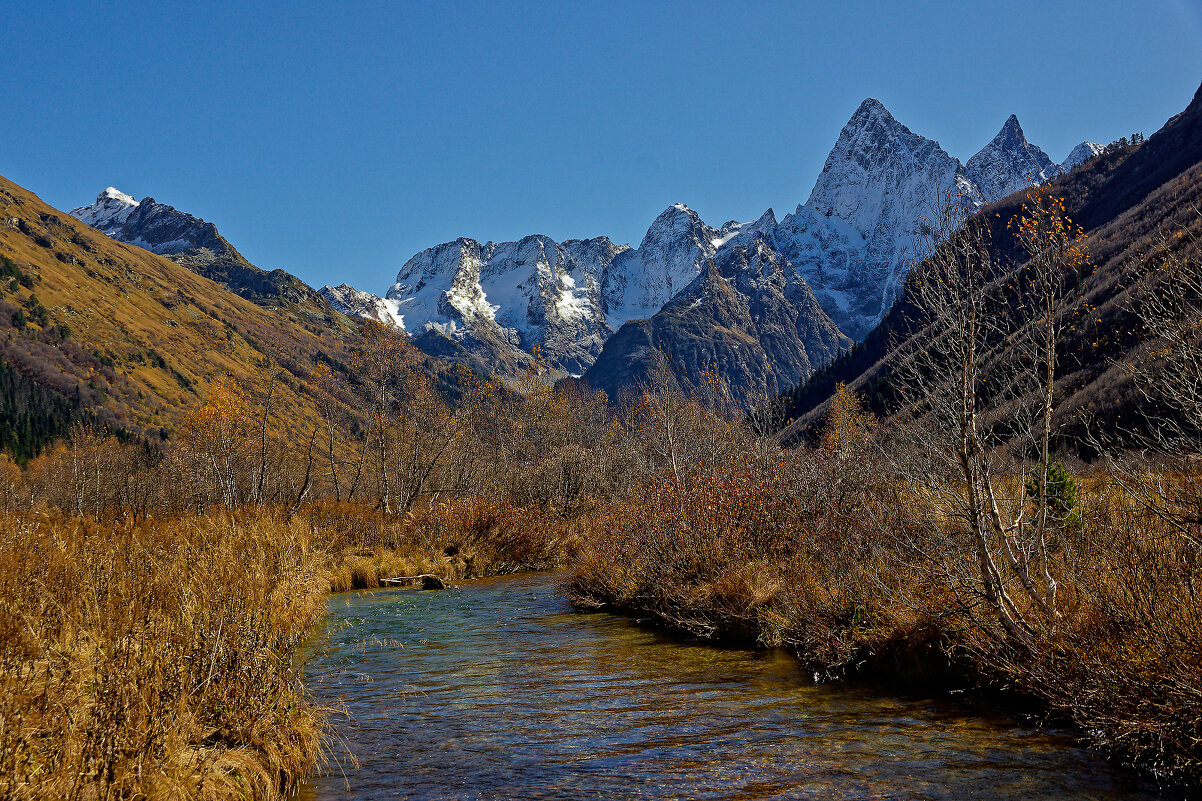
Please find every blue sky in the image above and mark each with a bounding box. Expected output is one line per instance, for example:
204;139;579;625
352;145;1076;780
4;1;1200;292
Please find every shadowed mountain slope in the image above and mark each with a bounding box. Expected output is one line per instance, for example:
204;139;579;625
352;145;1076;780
582;241;851;408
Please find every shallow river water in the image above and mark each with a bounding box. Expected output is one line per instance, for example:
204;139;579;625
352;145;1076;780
297;572;1168;801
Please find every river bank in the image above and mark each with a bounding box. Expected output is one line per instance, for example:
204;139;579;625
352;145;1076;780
4;488;1194;800
0;500;577;801
565;457;1202;792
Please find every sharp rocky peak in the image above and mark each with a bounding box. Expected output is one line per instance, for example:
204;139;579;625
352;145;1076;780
639;203;714;248
966;114;1060;203
849;97;896;126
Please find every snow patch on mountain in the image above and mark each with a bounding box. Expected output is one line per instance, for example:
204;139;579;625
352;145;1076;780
1061;141;1106;171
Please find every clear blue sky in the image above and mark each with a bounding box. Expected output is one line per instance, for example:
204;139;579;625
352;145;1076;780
4;1;1200;292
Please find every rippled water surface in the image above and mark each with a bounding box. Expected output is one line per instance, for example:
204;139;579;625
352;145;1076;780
298;573;1164;800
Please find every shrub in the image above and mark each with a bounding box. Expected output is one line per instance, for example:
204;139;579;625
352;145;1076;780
1025;461;1079;519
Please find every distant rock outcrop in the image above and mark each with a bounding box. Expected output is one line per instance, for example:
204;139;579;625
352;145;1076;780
319;283;402;325
1061;141;1106;172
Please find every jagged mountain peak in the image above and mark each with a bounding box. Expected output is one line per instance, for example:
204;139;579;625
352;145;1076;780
966;114;1059;203
781;98;982;339
850;97;894;125
994;114;1031;148
639;203;713;248
828;97;910;149
70;187;236;259
805;97;967;224
713;208;778;251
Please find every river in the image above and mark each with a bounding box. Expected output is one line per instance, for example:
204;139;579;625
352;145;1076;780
297;572;1167;800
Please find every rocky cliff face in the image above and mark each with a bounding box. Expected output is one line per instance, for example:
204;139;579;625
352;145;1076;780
319;283;402;324
599;203;720;328
583;238;851;408
70;189;322;308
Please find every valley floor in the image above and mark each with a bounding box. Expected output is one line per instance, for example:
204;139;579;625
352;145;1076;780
3;465;1200;798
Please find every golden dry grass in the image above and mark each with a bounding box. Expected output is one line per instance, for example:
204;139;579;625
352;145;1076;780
0;509;329;801
0;498;577;801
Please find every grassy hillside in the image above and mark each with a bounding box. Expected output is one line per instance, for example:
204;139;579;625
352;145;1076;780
0;174;361;458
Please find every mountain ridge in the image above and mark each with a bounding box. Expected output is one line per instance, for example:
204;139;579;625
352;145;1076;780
69;98;1103;401
346;96;1090;384
772;82;1202;447
69;188;327;309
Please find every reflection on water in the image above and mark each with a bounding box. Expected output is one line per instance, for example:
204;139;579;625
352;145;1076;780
298;573;1166;800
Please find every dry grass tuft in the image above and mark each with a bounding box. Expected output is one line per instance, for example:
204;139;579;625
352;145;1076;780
0;509;331;800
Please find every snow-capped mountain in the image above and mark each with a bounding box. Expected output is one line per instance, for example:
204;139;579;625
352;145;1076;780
600;203;720;328
329;97;1095;377
320;283;403;325
386;235;618;375
767;98;983;338
382;206;727;375
71;187;141;232
1061;141;1106;172
964;120;1107;203
966;114;1061;204
375;99;990;367
70;188;321;307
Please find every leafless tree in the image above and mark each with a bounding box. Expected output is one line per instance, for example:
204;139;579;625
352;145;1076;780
888;188;1087;639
